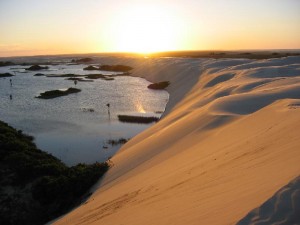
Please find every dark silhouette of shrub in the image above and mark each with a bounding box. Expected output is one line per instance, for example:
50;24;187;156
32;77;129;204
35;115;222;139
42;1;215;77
0;73;14;77
0;121;109;225
118;115;159;124
147;81;170;90
107;138;129;146
85;74;107;79
0;61;14;67
83;64;133;72
25;65;49;71
83;65;99;70
37;88;81;99
34;73;44;76
71;58;93;63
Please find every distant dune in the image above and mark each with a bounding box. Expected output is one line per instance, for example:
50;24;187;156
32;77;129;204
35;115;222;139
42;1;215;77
53;56;300;225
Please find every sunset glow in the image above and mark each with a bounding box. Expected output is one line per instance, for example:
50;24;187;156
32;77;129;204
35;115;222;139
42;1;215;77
105;4;182;53
0;0;299;56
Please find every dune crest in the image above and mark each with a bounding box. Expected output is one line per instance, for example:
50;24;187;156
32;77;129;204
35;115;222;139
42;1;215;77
54;56;300;225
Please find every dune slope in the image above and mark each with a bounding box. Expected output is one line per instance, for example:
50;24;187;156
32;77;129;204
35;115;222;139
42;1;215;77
237;176;300;225
54;56;300;225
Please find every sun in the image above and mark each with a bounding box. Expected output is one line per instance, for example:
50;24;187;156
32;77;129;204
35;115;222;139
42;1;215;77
106;4;182;54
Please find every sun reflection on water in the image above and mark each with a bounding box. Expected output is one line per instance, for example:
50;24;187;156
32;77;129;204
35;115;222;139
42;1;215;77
136;103;146;113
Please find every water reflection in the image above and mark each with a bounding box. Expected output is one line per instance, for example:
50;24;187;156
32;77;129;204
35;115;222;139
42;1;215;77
136;102;146;113
0;63;169;165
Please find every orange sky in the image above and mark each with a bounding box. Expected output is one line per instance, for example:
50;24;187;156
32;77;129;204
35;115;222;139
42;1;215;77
0;0;299;57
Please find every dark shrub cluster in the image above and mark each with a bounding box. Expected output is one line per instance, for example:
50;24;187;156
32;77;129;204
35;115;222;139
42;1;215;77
71;58;93;63
107;138;129;146
0;121;109;225
118;115;159;124
37;87;81;99
147;81;170;90
25;65;49;71
83;65;99;70
0;61;14;67
0;73;14;77
83;64;133;72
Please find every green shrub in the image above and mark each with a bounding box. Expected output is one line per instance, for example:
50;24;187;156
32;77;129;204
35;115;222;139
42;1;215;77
0;121;109;225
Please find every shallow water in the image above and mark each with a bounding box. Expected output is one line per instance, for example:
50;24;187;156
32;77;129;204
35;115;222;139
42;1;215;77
0;62;168;165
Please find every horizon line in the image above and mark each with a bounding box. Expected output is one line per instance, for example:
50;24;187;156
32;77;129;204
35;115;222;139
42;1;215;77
1;48;300;59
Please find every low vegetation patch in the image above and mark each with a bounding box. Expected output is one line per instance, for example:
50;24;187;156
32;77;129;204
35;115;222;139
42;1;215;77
107;138;129;146
85;74;108;79
46;74;84;78
99;65;133;72
0;120;109;225
45;73;113;81
103;77;114;81
83;65;133;72
66;77;83;81
0;73;14;77
0;61;14;67
81;107;95;112
66;77;94;82
25;65;49;71
37;88;81;99
71;58;93;63
83;65;99;71
147;81;170;90
118;115;159;124
34;73;45;76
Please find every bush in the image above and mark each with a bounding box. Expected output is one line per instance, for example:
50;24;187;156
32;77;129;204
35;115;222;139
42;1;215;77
118;115;159;124
147;81;170;90
25;65;49;71
0;73;14;77
0;121;110;225
37;88;81;99
0;61;14;67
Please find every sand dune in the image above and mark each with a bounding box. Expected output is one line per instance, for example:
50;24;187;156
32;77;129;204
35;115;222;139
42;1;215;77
54;56;300;225
237;176;300;225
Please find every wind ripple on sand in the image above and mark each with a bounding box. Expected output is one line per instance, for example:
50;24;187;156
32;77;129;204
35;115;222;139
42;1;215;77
237;176;300;225
200;56;300;115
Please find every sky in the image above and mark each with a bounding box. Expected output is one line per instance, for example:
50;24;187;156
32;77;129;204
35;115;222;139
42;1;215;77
0;0;299;56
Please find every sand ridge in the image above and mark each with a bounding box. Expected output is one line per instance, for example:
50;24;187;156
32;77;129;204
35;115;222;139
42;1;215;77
53;56;300;225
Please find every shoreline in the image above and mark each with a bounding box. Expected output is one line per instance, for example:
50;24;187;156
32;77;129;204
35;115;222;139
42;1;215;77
45;56;197;223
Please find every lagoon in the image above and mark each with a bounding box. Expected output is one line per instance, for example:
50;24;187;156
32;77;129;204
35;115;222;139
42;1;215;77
0;60;168;165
